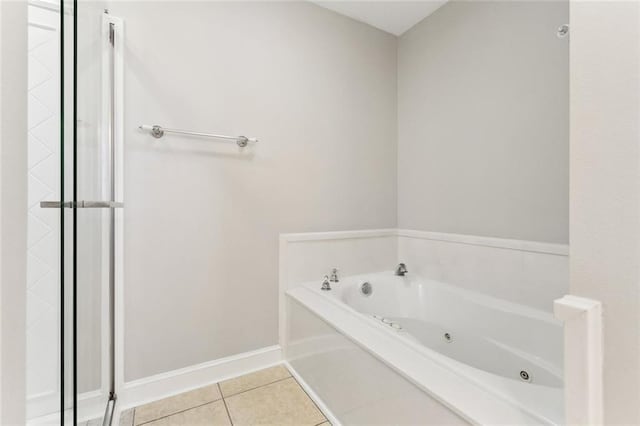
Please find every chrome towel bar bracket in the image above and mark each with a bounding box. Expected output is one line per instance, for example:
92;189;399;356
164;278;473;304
139;124;258;147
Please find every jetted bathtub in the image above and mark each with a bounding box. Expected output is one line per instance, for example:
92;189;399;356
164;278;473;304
285;271;564;425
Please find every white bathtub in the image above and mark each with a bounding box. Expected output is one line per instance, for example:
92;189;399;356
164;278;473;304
285;271;564;425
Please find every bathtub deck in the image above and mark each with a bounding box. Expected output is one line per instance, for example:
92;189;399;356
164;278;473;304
119;365;330;426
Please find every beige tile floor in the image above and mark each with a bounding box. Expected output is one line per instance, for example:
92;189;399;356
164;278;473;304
120;365;330;426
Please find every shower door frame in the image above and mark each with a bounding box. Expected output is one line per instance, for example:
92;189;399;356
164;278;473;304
56;5;124;424
98;11;124;425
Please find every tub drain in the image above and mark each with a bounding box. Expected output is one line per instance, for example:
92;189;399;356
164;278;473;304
443;332;452;343
519;370;531;382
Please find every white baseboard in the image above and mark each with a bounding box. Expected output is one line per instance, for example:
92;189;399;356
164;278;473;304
284;361;341;426
26;391;57;422
118;345;282;412
27;390;106;425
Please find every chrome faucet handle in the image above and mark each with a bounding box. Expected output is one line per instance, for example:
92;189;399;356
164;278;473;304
395;263;408;276
321;275;332;291
329;267;339;282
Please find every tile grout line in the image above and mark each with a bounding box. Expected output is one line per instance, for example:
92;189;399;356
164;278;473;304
135;400;221;426
224;369;327;425
133;368;297;425
222;374;293;399
218;383;234;425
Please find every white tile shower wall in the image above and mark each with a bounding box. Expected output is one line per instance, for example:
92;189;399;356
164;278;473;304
26;2;60;412
397;231;569;312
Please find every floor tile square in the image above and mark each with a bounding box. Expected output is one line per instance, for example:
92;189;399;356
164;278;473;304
134;384;222;425
120;408;135;426
220;365;291;397
225;377;325;425
145;400;230;426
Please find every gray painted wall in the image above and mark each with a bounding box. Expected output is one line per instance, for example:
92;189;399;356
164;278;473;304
106;1;398;381
398;1;569;243
107;0;569;383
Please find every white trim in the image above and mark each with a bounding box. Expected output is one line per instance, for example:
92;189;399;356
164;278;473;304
284;361;341;426
278;234;290;351
554;295;603;425
100;11;111;413
25;392;57;423
397;229;569;256
117;345;282;411
27;389;106;425
1;1;28;424
281;228;397;242
280;228;569;256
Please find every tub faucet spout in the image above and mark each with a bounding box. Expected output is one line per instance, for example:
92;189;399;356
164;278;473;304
330;268;339;282
395;263;408;276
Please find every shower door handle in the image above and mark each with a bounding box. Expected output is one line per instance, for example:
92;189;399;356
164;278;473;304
40;201;73;208
40;200;124;208
76;201;124;208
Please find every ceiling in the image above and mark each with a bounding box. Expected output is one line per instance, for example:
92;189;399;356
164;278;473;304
311;1;449;36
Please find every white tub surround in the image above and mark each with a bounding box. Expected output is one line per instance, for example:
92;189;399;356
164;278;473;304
397;229;569;312
279;230;397;352
280;229;569;424
286;274;562;425
286;297;468;425
280;229;568;314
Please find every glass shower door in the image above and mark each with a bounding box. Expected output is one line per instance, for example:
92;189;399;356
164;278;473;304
52;1;119;423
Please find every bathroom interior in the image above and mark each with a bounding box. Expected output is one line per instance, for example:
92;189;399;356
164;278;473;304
3;0;637;424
